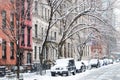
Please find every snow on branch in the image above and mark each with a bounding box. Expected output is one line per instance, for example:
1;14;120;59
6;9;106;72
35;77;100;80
63;27;100;42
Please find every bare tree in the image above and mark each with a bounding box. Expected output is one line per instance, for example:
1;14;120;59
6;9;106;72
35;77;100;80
31;0;117;75
55;0;117;59
0;0;33;79
38;0;117;62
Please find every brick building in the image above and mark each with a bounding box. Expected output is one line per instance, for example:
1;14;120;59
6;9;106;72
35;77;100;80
16;0;33;68
0;0;16;67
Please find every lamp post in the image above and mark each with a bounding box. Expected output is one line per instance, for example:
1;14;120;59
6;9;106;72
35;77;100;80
16;40;20;79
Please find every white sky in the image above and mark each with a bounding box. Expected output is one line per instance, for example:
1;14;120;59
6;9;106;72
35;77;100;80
114;0;120;31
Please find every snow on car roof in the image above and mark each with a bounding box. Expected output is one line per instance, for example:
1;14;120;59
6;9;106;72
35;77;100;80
56;58;74;62
89;59;98;64
55;58;74;66
75;61;82;69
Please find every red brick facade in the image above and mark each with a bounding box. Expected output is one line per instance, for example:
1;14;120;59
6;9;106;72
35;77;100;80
91;45;102;59
0;0;16;66
17;0;33;66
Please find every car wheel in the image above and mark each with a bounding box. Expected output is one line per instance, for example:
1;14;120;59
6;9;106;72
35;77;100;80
83;66;86;72
88;65;92;70
78;69;81;73
61;73;63;76
97;64;100;68
51;72;56;76
66;71;71;76
81;66;85;72
76;69;80;73
84;66;87;71
72;71;76;75
66;72;68;76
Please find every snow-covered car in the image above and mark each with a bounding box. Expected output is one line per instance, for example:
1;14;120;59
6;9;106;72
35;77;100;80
115;59;120;63
103;58;110;65
0;66;6;77
99;59;105;67
11;66;25;73
75;61;86;73
108;59;113;64
81;60;89;69
50;58;76;76
89;59;100;68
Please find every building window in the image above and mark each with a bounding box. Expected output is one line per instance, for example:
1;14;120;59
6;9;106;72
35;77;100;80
48;9;50;20
41;27;43;39
51;31;53;40
35;1;38;13
21;26;25;46
39;47;41;55
27;27;31;46
41;6;43;18
54;13;57;24
19;52;23;65
27;53;31;64
27;0;31;20
10;42;14;59
68;43;70;57
45;8;47;20
54;32;56;40
10;0;14;3
42;6;44;18
10;13;14;30
34;46;37;60
71;44;73;57
35;24;38;38
2;40;6;59
59;21;63;35
21;0;25;18
1;10;6;29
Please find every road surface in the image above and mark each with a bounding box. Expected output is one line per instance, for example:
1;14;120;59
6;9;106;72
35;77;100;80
79;63;120;80
1;63;120;80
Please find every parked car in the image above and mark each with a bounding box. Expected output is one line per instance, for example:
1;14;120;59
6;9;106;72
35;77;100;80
99;59;105;67
75;61;86;73
50;58;76;76
108;59;113;64
89;59;100;68
81;60;89;69
0;66;6;77
11;66;25;73
103;58;109;65
115;59;120;63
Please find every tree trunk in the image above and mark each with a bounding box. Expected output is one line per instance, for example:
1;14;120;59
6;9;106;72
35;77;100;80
79;50;83;61
58;44;62;59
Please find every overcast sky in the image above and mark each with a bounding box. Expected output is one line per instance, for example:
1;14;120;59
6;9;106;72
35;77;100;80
114;0;120;31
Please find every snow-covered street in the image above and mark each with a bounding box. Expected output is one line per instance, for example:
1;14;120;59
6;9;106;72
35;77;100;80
10;63;120;80
24;63;120;80
79;63;120;80
0;63;120;80
23;63;120;80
